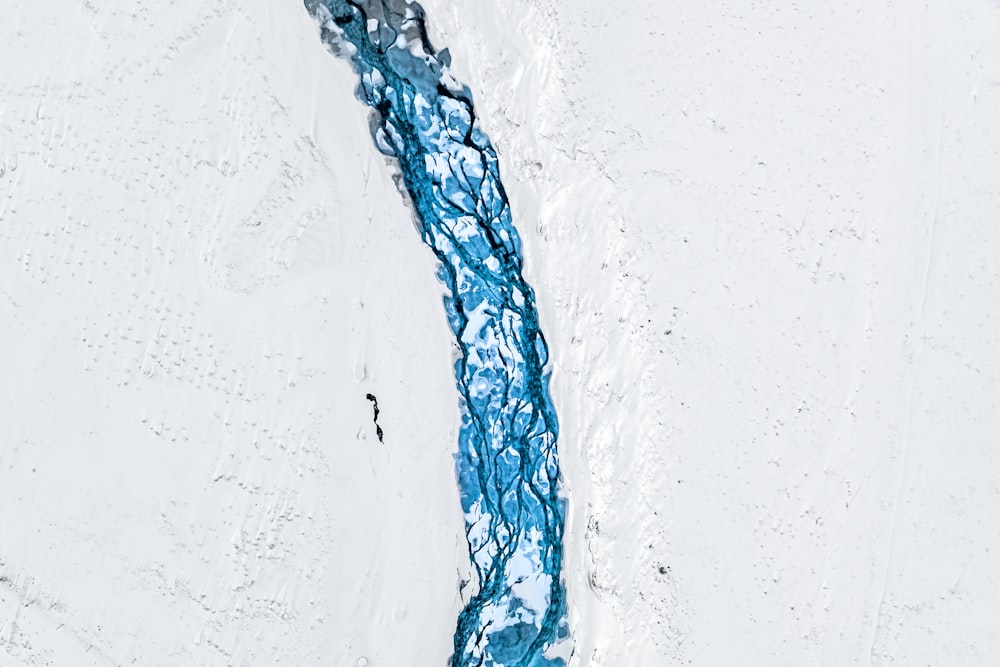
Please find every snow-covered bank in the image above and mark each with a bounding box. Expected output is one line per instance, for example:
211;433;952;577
1;0;464;664
419;0;1000;664
4;0;1000;663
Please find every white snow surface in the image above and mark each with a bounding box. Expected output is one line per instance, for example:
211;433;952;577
1;0;463;665
4;0;1000;666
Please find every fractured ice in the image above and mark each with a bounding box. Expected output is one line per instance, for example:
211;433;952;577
305;1;568;664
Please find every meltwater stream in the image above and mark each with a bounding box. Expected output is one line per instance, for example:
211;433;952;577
305;1;568;665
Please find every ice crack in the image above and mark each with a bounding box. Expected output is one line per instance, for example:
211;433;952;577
305;2;569;664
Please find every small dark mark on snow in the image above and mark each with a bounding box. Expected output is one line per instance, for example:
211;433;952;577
365;393;384;443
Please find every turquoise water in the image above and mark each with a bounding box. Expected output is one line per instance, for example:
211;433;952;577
305;2;568;664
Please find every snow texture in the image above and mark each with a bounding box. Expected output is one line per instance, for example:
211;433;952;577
3;0;1000;665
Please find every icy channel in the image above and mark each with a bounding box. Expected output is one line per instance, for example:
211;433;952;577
305;1;569;664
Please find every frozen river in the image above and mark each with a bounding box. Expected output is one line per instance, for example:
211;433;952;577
306;1;569;664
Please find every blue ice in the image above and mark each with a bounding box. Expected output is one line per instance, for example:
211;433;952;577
305;2;568;665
